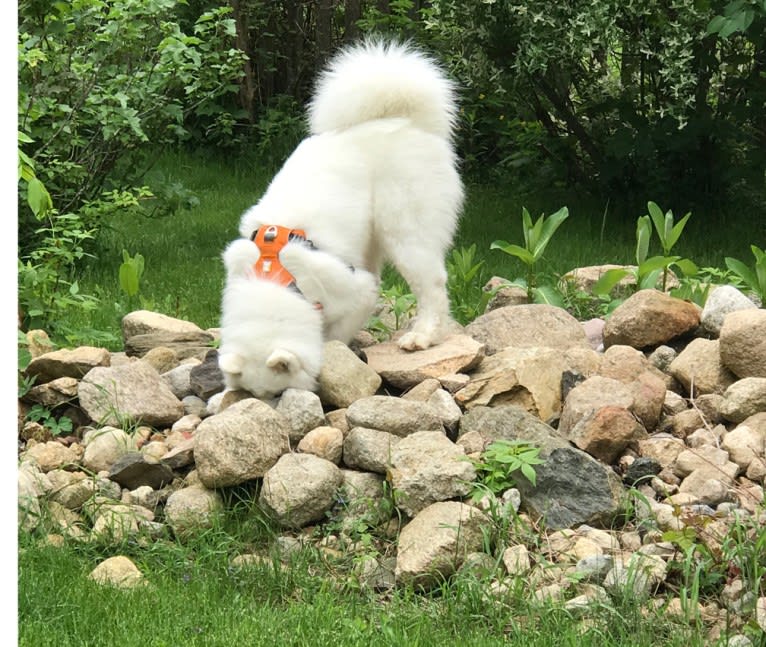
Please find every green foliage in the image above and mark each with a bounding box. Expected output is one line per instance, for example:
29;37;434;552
252;95;308;170
469;440;544;496
18;0;245;244
25;404;73;437
592;202;697;299
725;245;766;306
446;244;492;325
491;206;569;304
366;281;417;341
119;250;145;300
18;210;100;336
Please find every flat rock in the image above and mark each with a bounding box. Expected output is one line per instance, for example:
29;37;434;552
455;346;601;421
25;346;111;384
122;310;203;339
362;334;484;390
124;330;214;360
346;396;443;437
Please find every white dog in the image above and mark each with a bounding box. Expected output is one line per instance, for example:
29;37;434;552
218;38;464;398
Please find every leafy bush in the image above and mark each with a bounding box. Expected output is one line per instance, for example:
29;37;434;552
18;0;245;247
469;440;544;496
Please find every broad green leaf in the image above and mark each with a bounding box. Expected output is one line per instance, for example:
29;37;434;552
27;178;52;218
638;255;679;277
639;268;663;290
119;263;140;297
646;202;665;241
592;268;631;296
636;216;652;265
490;241;536;265
672;258;698;277
533;206;569;259
532;285;565;307
520;463;537;487
725;257;757;291
521;207;533;248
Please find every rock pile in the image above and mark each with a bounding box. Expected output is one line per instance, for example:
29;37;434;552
18;289;766;640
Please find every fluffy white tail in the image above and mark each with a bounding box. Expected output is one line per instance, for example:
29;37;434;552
308;39;457;140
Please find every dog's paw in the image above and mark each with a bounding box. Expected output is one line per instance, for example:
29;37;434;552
397;331;433;351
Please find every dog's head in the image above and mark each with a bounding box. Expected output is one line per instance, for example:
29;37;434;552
218;277;323;399
218;344;319;400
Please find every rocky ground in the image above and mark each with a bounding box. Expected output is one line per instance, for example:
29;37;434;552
18;279;766;644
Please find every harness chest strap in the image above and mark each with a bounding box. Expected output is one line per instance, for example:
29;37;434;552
250;225;323;310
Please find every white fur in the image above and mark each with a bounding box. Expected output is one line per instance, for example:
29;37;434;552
219;38;464;398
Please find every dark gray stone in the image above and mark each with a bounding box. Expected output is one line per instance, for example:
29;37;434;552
108;452;175;490
190;350;225;400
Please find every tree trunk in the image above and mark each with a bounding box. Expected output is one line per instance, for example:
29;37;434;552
344;0;361;41
316;0;333;64
230;0;256;122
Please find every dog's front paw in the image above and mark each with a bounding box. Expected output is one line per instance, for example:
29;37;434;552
397;331;433;351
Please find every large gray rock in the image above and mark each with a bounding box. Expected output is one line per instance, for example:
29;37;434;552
514;447;626;529
124;331;215;360
603;290;700;349
389;431;475;516
346;396;443;437
194;398;290;488
362;334;484;390
259;453;343;528
466;304;590;355
395;501;490;589
78;361;184;427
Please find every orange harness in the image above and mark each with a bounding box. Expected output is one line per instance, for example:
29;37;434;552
250;225;323;310
251;225;308;288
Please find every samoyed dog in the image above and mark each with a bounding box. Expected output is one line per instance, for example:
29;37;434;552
218;38;464;399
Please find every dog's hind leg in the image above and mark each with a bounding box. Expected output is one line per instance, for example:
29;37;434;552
388;244;454;351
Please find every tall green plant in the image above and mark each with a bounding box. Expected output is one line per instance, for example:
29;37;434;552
490;206;569;304
592;202;697;298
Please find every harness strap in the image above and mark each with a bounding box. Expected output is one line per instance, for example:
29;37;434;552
250;225;322;310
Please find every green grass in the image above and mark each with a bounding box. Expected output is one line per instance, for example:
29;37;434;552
64;149;756;347
18;511;716;647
